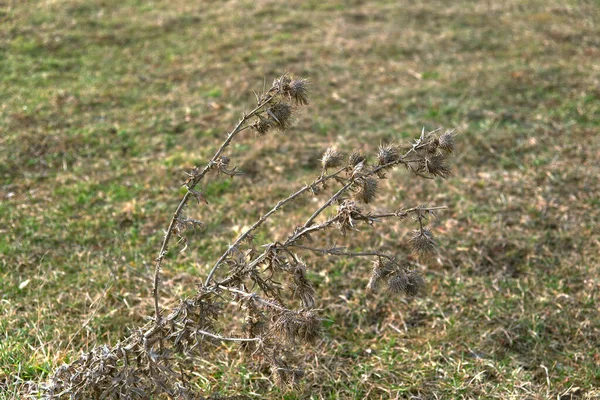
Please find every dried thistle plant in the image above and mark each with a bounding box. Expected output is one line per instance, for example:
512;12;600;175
42;73;457;399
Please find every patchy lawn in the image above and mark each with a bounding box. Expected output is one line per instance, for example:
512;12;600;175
1;0;599;398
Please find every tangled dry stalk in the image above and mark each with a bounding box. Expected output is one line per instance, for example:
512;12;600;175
42;73;456;399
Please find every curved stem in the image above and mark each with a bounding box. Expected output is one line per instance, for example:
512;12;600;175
196;329;261;343
204;167;347;286
152;94;275;324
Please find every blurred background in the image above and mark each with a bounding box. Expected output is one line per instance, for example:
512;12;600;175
1;0;599;398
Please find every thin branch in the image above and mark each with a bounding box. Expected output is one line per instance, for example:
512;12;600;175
153;93;276;324
196;329;261;343
217;285;289;312
303;181;354;229
204;166;347;285
289;158;411;243
368;205;448;220
289;244;396;261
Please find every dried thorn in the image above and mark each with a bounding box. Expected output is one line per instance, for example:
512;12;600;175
188;189;208;204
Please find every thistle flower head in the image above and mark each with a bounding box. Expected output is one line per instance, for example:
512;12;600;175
353;177;378;204
423;137;440;154
387;272;409;295
273;75;291;93
297;310;322;344
267;102;294;131
272;310;322;345
377;143;399;165
335;199;364;235
321;147;344;170
252;116;273;136
405;270;426;296
287;78;309;106
425;153;451;178
348;151;366;168
388;270;425;296
366;258;393;292
438;130;456;153
290;262;315;308
409;227;436;255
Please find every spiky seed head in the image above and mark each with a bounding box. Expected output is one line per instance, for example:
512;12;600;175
267;102;294;131
272;311;300;343
252;116;273;136
290;262;316;308
409;227;436;255
273;74;291;92
272;310;322;345
377;143;399;165
373;258;393;279
438;130;456;153
351;160;365;178
287;78;309;106
404;270;425;296
366;274;379;292
348;151;366;167
335;199;364;235
337;199;363;216
387;272;409;295
273;75;309;105
297;310;322;345
425;153;451;178
353;177;378;203
424;137;440;154
367;258;393;292
321;147;344;170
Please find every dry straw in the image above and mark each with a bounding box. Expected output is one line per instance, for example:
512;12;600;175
42;73;455;399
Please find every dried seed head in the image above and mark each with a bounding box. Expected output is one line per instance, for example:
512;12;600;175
423;137;440;154
252;116;273;136
267;102;294;131
321;147;344;170
366;274;379;292
409;227;436;255
273;75;309;106
388;270;425;296
287;78;309;106
272;311;299;343
406;270;426;296
290;262;316;308
387;272;409;295
335;199;364;235
438;130;456;153
353;177;378;204
425;153;451;178
297;310;322;344
367;258;393;292
348;151;366;167
273;75;291;92
377;143;399;165
351;160;365;178
272;310;322;345
220;155;230;168
264;248;285;273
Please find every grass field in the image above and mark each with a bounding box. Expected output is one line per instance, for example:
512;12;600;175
1;0;599;398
